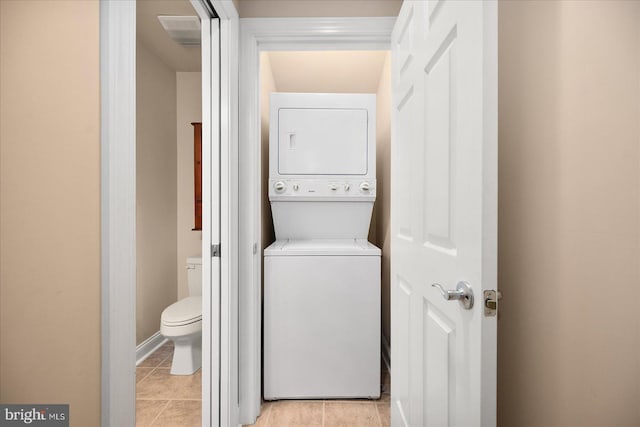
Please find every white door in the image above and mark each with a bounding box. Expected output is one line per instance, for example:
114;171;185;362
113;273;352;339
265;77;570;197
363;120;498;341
390;1;497;426
200;16;221;427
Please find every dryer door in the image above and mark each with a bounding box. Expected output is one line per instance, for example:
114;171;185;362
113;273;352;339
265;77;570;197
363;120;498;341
278;108;368;175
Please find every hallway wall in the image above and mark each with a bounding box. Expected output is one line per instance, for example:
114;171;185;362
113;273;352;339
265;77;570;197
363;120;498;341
0;1;101;425
498;1;640;425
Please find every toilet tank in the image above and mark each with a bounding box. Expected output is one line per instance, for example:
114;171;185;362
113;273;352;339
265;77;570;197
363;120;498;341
186;256;202;296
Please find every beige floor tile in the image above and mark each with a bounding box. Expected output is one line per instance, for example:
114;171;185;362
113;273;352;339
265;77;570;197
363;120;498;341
136;367;155;384
137;368;201;400
136;400;169;427
159;355;173;368
139;343;174;368
376;402;390;427
152;400;201;427
325;402;379;427
267;401;323;427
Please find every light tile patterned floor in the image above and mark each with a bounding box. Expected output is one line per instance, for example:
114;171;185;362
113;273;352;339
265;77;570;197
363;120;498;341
244;366;391;427
137;342;391;427
136;341;202;427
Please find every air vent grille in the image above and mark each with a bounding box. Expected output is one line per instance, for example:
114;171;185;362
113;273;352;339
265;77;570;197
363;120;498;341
157;16;201;46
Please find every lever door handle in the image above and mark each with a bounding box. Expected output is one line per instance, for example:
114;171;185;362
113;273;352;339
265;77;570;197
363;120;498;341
431;281;474;310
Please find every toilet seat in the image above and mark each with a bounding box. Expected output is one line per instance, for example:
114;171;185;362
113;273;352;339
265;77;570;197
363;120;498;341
161;296;202;326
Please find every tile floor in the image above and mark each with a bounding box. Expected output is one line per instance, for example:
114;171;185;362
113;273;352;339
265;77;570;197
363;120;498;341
136;342;390;427
136;341;202;427
244;366;391;427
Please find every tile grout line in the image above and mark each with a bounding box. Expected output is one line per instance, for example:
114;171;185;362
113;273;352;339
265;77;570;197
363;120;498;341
136;356;166;388
136;397;202;401
147;400;171;427
263;402;273;427
136;366;157;388
322;400;326;427
136;348;170;382
374;401;382;427
136;368;154;384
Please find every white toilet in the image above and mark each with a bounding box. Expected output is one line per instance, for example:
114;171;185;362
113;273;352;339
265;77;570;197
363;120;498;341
161;256;202;375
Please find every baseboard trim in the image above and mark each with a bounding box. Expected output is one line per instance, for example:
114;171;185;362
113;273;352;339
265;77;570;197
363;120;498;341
382;334;391;373
136;331;168;366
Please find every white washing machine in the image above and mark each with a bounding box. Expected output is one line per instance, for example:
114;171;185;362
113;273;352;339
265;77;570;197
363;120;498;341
264;239;380;399
264;93;381;400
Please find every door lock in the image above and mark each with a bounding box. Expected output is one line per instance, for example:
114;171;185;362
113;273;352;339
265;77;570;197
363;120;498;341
483;290;502;317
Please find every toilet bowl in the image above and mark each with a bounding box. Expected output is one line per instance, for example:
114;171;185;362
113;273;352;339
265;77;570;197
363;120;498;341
161;296;202;375
161;257;202;375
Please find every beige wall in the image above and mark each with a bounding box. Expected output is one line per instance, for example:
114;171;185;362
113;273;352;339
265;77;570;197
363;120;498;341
239;0;401;18
0;1;101;425
260;54;278;254
136;43;178;345
177;72;203;299
374;53;392;343
498;1;640;426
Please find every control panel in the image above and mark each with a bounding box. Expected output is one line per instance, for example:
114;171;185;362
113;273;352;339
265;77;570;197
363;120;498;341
269;178;376;200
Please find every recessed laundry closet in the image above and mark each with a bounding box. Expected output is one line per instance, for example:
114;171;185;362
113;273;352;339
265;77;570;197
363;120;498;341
249;50;392;425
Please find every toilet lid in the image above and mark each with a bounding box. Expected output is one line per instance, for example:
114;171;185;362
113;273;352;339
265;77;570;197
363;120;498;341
161;296;202;326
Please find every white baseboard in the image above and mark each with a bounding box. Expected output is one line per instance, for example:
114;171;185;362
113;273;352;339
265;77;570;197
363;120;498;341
136;331;168;366
382;334;391;373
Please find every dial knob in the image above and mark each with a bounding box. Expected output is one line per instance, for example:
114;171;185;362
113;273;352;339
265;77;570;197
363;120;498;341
274;181;286;192
344;184;350;191
329;183;338;191
360;182;370;192
293;184;299;191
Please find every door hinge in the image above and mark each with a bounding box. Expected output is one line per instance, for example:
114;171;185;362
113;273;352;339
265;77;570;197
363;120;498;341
211;244;221;257
483;290;502;317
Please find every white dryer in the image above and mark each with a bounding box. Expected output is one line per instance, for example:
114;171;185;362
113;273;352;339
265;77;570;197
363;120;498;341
264;93;380;400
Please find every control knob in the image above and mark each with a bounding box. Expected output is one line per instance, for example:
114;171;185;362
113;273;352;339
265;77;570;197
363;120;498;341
360;182;370;192
329;183;338;191
274;181;286;192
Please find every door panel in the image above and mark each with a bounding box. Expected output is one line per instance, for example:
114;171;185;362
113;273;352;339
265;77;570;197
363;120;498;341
424;301;454;426
391;1;497;426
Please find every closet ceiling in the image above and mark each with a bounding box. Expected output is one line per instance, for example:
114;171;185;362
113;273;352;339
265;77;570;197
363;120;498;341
267;51;388;94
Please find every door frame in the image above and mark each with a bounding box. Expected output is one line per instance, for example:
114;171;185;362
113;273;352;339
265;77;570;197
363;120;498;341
99;1;238;426
237;17;395;425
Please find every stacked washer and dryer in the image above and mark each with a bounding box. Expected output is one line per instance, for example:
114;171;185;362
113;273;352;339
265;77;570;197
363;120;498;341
264;93;381;400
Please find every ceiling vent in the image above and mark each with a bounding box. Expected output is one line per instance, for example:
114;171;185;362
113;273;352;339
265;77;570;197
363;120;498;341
157;15;201;46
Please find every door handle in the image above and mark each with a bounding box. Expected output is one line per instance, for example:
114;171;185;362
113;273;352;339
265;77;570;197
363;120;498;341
431;281;474;310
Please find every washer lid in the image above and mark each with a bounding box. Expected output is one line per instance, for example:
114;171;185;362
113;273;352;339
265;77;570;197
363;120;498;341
161;296;202;326
264;239;381;256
